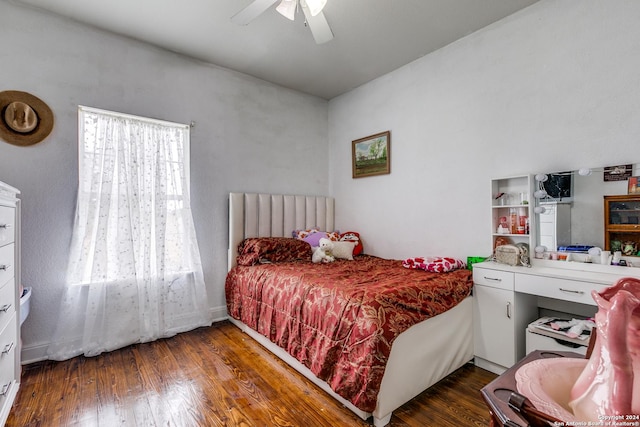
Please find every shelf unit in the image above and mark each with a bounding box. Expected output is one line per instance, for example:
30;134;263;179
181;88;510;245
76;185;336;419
473;175;537;374
604;194;640;256
491;175;534;253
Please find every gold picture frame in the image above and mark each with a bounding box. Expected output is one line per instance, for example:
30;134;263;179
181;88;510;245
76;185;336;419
352;131;390;178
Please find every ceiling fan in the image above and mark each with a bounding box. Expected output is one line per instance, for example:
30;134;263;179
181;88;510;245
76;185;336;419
231;0;334;45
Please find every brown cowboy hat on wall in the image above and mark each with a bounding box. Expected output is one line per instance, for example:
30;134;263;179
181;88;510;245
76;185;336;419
0;90;54;146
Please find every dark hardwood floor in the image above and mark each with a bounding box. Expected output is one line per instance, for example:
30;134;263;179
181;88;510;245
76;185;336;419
8;320;496;426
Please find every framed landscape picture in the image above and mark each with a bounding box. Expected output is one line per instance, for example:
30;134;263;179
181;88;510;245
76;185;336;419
352;131;391;178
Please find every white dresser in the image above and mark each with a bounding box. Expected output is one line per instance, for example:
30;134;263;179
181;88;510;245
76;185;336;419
0;182;20;426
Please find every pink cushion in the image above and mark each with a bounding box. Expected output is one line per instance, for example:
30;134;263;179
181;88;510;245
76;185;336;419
402;257;466;273
296;230;340;247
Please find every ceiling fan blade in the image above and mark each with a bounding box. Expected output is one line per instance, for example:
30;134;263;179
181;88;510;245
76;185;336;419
276;0;297;21
231;0;279;25
300;4;333;44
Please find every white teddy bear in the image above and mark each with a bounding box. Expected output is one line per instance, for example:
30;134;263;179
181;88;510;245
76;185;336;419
312;237;335;264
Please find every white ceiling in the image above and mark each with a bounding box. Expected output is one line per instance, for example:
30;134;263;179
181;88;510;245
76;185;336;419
14;0;539;99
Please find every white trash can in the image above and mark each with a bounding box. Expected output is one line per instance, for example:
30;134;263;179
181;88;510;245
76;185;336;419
20;287;31;326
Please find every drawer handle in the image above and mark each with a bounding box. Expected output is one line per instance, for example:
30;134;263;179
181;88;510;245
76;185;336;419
559;288;585;295
0;304;11;313
0;265;10;271
0;382;9;396
506;301;512;319
0;224;11;229
2;342;13;355
484;276;502;282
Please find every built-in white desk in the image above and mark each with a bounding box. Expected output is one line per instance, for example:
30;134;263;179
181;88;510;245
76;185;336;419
472;259;640;374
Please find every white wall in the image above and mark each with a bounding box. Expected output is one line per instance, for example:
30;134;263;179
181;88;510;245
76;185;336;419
5;0;640;362
0;0;329;362
328;0;640;261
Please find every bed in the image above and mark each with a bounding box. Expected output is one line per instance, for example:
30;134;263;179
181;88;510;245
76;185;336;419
225;193;474;426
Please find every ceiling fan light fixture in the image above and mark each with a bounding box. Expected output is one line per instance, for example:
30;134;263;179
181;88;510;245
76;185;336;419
302;0;327;16
276;0;297;21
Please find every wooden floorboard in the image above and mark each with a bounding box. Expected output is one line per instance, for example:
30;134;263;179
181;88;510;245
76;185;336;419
7;320;496;426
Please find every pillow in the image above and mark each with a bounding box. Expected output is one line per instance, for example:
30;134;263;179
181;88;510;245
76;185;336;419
402;257;466;273
292;227;319;240
339;231;363;255
295;229;340;247
302;232;326;247
331;241;356;260
236;237;312;266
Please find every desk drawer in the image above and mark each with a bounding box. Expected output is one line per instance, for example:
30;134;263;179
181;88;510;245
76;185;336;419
473;268;514;291
0;207;14;247
516;274;604;306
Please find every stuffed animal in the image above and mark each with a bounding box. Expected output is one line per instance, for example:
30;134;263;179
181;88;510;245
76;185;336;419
312;238;335;264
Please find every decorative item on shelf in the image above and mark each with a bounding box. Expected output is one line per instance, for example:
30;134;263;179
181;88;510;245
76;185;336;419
493;242;530;267
516;242;530;266
494;236;512;249
534;245;546;259
611;251;622;265
494;192;508;206
610;239;622;252
629;176;639;194
622;241;638;256
518;207;528;234
497;216;509;234
509;208;517;234
587;247;602;261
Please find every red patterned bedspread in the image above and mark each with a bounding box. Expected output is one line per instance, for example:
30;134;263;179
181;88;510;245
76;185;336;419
225;255;472;412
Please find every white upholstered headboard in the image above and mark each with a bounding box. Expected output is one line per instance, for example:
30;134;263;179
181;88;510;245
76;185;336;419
228;192;335;270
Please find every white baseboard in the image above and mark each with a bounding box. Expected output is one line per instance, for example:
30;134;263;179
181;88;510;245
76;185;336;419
21;305;229;365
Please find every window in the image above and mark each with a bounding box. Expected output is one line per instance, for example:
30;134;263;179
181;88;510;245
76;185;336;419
47;107;210;361
73;106;194;284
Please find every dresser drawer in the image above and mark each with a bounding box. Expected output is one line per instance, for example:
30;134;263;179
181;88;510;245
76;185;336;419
0;278;14;334
0;206;14;247
473;268;515;291
515;274;604;306
0;245;13;291
0;313;17;411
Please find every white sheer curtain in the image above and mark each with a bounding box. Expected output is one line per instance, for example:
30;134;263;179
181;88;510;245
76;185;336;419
48;107;212;361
